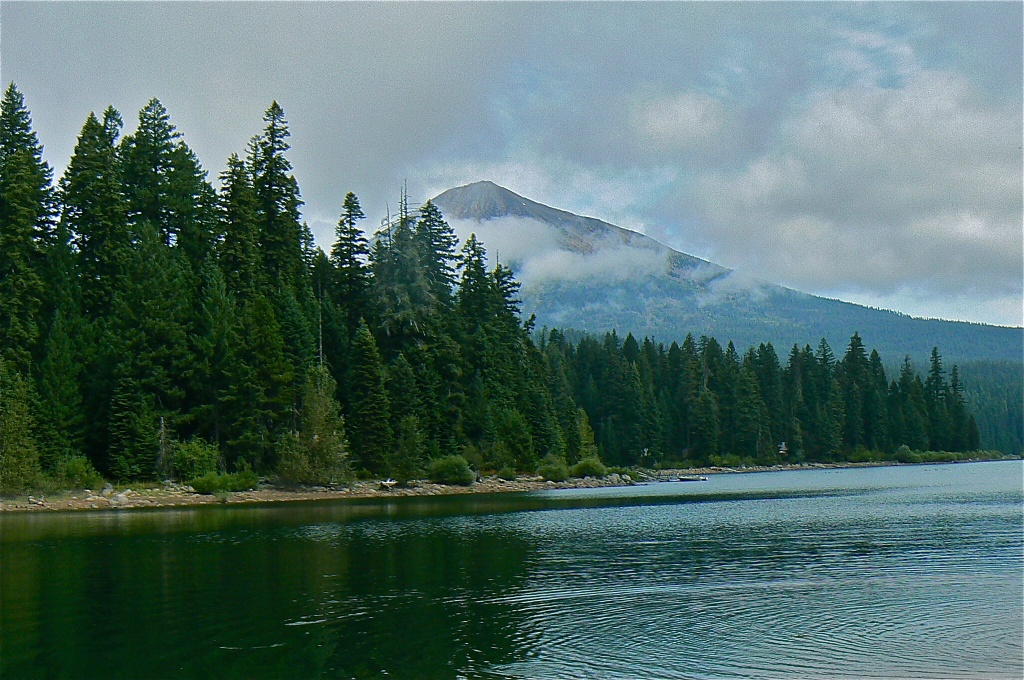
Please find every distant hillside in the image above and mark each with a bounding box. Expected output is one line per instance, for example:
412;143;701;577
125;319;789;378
434;181;1023;363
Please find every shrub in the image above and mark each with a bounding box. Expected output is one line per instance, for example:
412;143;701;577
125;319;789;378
571;456;608;479
536;454;569;482
497;466;518;481
55;455;104;490
461;443;483;470
427;455;475;486
189;470;259;494
172;438;220;482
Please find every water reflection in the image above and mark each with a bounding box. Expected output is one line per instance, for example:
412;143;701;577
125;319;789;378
2;461;1021;679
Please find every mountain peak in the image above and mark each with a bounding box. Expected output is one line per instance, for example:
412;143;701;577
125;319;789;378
432;181;547;221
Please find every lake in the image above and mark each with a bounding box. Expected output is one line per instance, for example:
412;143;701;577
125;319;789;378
2;461;1021;679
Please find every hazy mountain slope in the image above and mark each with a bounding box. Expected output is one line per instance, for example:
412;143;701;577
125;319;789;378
434;181;1022;362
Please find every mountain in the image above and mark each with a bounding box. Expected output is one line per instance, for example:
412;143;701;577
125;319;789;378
433;181;1023;362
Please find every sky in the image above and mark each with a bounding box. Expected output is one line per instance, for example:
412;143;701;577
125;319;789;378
2;1;1021;327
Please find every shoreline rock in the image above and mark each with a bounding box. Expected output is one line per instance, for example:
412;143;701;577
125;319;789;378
0;458;1013;513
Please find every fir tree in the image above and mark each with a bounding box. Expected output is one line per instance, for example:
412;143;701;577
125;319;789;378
249;101;305;293
0;358;43;493
415;200;459;307
0;83;54;372
347;321;392;473
62;107;130;318
217;153;262;299
329;191;370;333
277;364;349;485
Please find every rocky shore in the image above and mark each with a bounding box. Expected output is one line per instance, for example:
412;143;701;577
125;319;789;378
0;472;636;513
3;458;1002;513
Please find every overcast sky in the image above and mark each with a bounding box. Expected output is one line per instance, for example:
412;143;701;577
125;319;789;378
2;2;1021;326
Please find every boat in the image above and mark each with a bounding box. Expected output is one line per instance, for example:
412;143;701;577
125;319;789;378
672;475;708;482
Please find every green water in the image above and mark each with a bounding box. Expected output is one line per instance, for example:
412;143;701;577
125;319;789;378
2;461;1021;679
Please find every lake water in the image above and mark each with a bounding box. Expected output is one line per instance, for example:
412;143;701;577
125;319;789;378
2;461;1021;679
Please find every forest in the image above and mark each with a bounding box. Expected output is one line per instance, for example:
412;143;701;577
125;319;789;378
0;85;1008;493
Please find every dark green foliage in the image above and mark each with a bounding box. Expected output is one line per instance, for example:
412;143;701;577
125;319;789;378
62;107;130;318
570;456;608;479
0;359;42;493
536;453;569;482
171;438;220;482
392;415;425;485
53;455;104;490
428;454;475;486
329;192;371;332
347;322;392;473
276;364;349;485
250;101;306;293
189;469;260;494
5;85;1010;492
0;84;54;373
35;309;85;468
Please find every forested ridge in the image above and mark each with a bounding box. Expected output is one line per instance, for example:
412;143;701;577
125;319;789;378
0;86;1010;493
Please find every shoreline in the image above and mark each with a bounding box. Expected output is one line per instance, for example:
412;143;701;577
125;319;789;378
1;458;1015;514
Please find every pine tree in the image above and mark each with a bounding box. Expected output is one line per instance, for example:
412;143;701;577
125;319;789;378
105;224;192;478
347;321;392;474
217;153;262;299
392;415;425;485
249;101;305;293
34;308;85;469
329;191;370;333
0;83;54;373
277;364;349;485
415;200;459;307
925;347;952;451
0;358;43;493
119;99;179;240
692;388;720;462
577;408;599;461
222;294;293;470
62;107;130;318
185;260;236;446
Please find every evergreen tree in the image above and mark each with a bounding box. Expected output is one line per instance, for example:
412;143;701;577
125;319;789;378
329;191;370;332
0;83;54;372
392;415;425;484
249;101;305;293
925;347;952;451
222;294;293;470
415;199;459;308
347;321;392;473
34;308;85;469
0;358;42;493
61;107;130;318
105;224;191;478
277;364;349;485
577;408;599;461
185;260;237;446
218;153;262;299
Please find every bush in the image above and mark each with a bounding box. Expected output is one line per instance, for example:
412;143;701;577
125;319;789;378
189;470;259;494
536;454;569;482
497;466;518;481
571;456;608;479
427;455;475;486
55;455;104;490
172;438;220;482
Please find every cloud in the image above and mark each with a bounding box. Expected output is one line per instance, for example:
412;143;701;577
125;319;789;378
422;158;676;235
4;2;1020;325
446;217;670;289
631;91;726;153
693;64;1022;311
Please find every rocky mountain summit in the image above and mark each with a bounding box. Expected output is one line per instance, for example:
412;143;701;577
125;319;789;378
434;181;1021;362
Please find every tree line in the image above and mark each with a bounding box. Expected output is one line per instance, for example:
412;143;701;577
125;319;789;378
0;85;987;492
